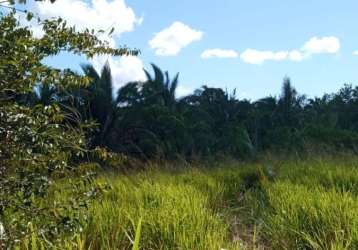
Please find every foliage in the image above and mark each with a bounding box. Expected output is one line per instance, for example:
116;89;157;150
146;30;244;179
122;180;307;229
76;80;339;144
0;1;137;247
8;25;358;161
48;60;358;159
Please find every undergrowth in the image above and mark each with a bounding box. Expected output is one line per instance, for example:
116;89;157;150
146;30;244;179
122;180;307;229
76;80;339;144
7;155;358;249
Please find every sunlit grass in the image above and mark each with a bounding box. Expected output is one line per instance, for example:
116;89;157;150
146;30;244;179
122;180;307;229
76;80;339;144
17;155;358;249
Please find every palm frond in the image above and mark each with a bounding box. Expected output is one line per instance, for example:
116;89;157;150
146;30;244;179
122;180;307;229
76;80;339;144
170;73;179;97
151;63;164;84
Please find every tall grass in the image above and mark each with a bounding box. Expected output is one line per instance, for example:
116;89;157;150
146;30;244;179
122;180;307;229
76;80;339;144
262;182;358;249
244;156;358;249
81;167;247;250
14;156;358;249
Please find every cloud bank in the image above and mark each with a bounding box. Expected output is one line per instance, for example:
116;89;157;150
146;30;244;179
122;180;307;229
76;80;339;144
202;36;340;65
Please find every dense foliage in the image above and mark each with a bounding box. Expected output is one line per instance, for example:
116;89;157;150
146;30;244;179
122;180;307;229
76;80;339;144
23;62;358;160
0;1;136;247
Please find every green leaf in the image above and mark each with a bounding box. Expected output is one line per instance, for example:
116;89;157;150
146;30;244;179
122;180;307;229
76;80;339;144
132;218;142;250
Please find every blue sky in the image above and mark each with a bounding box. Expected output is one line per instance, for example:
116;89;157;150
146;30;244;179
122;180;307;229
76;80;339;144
25;0;358;100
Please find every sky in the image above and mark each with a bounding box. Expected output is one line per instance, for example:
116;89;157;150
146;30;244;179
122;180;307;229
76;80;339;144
17;0;358;100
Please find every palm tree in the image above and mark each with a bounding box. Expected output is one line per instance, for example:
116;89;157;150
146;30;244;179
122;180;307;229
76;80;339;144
81;62;117;147
277;77;306;127
251;96;277;149
113;64;184;157
278;77;297;119
142;63;179;110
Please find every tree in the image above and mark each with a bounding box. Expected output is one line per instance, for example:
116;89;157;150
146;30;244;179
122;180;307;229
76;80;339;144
81;63;119;147
113;64;185;158
0;1;138;246
180;86;254;158
142;63;179;110
278;77;298;126
250;96;277;150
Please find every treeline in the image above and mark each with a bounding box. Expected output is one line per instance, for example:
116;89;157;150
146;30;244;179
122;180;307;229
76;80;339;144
15;63;358;160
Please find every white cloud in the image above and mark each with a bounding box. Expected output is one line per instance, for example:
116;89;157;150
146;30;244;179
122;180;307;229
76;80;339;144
288;50;306;62
240;36;340;65
240;49;289;65
149;21;203;56
32;0;142;43
302;36;340;54
91;55;146;96
353;51;358;56
273;51;289;60
201;49;238;59
176;85;193;97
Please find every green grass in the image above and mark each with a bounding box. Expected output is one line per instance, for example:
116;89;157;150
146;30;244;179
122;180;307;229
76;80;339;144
15;156;358;249
81;167;245;250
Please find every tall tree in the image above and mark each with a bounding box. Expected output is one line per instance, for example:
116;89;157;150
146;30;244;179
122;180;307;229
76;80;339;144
81;63;118;147
278;77;298;125
142;63;179;109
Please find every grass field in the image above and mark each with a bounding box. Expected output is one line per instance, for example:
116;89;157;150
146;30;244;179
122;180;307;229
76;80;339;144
17;155;358;249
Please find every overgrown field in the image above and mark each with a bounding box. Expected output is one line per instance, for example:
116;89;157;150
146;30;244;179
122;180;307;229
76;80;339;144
17;155;358;249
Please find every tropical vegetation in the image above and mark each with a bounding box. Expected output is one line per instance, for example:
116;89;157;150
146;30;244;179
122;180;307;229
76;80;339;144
1;1;358;249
